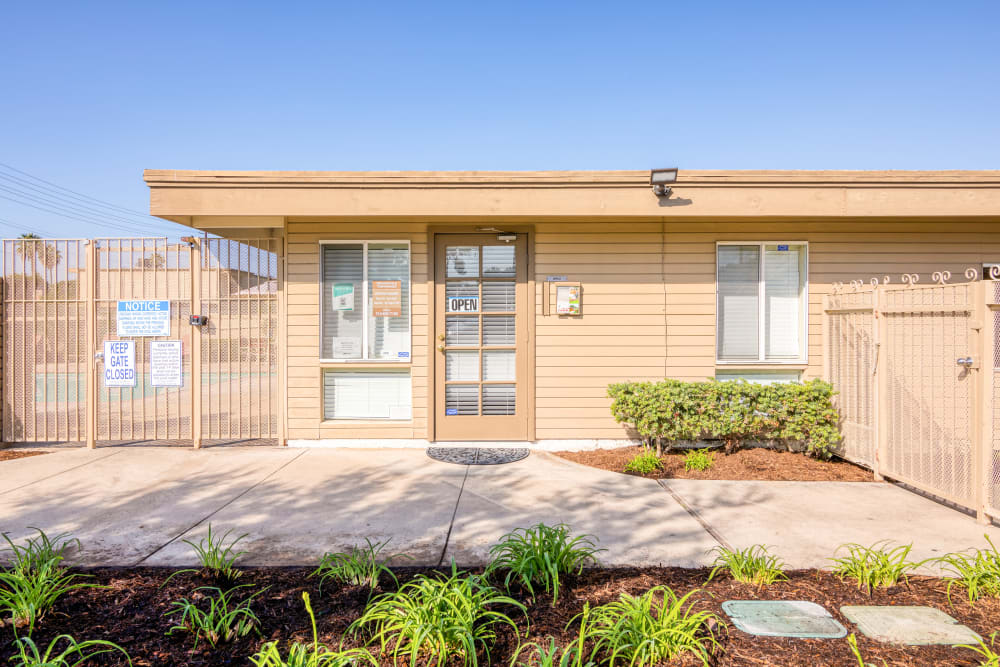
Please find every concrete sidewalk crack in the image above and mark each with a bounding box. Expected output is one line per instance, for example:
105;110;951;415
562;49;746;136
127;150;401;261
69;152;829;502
133;449;309;565
657;480;733;551
0;450;123;497
437;465;470;568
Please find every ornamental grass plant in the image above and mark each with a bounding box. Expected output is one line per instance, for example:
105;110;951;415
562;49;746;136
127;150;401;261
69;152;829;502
938;534;1000;604
622;452;662;475
706;545;787;587
7;634;132;667
830;541;928;593
165;584;267;648
309;538;407;596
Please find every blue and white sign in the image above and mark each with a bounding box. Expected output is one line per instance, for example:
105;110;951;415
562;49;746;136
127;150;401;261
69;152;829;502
117;300;170;337
150;341;183;387
104;340;136;387
445;408;459;416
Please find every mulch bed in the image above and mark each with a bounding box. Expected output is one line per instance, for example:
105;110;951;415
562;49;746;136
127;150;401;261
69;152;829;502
1;566;996;666
553;446;874;482
0;450;48;463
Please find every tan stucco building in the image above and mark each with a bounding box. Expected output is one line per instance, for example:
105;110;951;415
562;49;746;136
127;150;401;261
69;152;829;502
144;169;1000;447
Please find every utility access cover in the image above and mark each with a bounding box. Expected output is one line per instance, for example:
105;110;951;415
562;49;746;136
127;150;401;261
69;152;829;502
427;447;529;466
841;606;981;646
722;600;847;638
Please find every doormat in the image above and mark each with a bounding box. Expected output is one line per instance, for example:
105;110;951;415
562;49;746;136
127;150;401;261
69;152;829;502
426;447;530;465
840;605;982;645
722;600;847;638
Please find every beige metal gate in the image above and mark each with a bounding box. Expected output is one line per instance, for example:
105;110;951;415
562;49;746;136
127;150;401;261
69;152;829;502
1;236;282;447
825;273;1000;523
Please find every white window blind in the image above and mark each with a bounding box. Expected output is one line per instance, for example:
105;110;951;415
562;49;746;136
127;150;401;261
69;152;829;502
321;242;410;361
323;371;411;420
717;243;806;362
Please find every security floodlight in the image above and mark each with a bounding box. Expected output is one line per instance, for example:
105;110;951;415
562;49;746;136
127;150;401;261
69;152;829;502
650;168;678;197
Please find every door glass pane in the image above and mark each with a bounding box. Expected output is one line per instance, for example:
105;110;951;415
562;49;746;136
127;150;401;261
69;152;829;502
482;245;516;277
717;245;760;360
483;315;514;346
445;385;479;416
483;350;515;381
446;350;479;381
483;281;515;312
322;244;363;359
446;280;480;313
764;245;804;360
483;384;515;415
446;247;479;278
446;316;479;346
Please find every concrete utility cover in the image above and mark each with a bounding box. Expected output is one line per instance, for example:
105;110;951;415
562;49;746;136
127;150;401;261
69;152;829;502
722;600;847;638
841;606;982;645
426;447;529;465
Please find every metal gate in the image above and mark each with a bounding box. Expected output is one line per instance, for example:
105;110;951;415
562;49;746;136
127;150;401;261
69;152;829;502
825;272;999;523
1;236;282;447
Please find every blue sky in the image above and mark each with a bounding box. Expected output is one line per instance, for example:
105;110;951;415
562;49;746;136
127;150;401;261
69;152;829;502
1;1;998;238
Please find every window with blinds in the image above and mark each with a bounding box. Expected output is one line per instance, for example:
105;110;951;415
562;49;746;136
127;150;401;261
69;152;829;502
321;242;410;361
323;370;412;419
716;243;806;363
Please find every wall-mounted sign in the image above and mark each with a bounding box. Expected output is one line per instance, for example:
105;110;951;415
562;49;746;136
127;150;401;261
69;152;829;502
150;340;182;387
556;285;581;315
104;340;136;387
117;300;170;336
332;283;355;311
777;244;789;251
445;408;459;415
448;296;479;312
546;275;567;282
372;280;402;317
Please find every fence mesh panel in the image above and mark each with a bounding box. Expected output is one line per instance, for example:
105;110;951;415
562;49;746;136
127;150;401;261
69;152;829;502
989;286;1000;517
825;289;876;467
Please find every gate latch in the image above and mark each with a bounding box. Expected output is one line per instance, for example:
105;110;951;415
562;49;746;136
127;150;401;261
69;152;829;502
956;356;975;368
189;314;208;326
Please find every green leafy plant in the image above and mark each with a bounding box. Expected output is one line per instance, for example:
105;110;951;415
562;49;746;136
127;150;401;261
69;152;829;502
165;584;266;648
572;585;722;667
349;562;525;667
706;545;786;587
830;541;928;593
511;636;594;667
251;591;375;667
959;631;1000;667
309;538;406;596
622;452;662;475
683;448;714;472
847;633;887;667
0;530;97;635
163;524;248;586
8;634;132;667
938;534;1000;604
608;378;840;458
486;523;603;605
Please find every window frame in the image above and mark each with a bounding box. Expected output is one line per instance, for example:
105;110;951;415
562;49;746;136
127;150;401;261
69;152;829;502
318;239;412;364
715;241;809;365
322;368;413;421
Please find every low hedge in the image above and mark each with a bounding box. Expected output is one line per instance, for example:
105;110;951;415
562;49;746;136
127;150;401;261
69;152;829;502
607;379;841;458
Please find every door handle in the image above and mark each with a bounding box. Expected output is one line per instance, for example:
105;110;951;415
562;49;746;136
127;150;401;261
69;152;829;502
438;334;446;341
437;345;445;352
956;357;974;368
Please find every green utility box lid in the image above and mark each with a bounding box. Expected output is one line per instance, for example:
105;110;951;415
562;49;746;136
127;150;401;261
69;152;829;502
841;606;981;645
722;600;847;638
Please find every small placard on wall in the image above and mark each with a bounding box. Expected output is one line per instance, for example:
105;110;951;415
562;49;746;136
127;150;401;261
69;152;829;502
555;284;581;315
150;340;183;387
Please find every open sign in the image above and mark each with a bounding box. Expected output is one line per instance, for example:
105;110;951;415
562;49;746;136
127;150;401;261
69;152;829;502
447;296;479;312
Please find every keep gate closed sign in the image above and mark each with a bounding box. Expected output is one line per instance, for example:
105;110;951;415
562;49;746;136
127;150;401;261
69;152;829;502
104;340;136;387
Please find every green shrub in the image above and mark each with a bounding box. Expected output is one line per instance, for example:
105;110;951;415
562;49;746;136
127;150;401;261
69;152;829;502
349;563;525;667
683;448;714;472
486;523;603;605
165;584;266;648
607;378;841;458
573;586;722;667
939;534;1000;604
8;634;132;667
622;452;663;475
251;591;375;667
309;538;406;596
0;529;98;635
707;545;786;587
831;542;928;593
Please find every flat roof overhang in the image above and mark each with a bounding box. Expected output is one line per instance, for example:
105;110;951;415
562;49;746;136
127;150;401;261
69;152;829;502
144;170;1000;228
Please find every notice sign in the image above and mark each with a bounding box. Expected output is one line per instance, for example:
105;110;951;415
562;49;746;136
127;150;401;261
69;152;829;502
332;283;354;311
556;285;581;315
448;296;479;312
117;300;170;336
150;341;182;387
372;280;402;317
104;340;136;387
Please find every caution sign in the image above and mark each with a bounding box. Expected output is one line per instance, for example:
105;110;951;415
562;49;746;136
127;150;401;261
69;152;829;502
150;341;182;387
104;340;136;387
372;280;402;317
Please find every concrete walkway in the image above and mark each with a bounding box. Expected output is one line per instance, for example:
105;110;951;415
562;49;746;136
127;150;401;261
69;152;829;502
1;447;997;572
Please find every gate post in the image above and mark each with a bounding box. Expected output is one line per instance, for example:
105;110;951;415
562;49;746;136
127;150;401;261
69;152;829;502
873;286;886;481
973;279;989;524
85;240;97;449
191;239;202;449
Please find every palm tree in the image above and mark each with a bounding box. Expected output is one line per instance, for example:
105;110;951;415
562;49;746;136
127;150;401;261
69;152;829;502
14;232;62;286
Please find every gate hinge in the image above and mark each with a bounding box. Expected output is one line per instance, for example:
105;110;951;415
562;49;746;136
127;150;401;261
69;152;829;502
970;320;983;331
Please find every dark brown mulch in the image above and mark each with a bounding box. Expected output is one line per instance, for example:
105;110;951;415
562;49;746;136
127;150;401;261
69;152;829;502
1;566;997;666
553;446;874;482
0;450;48;462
